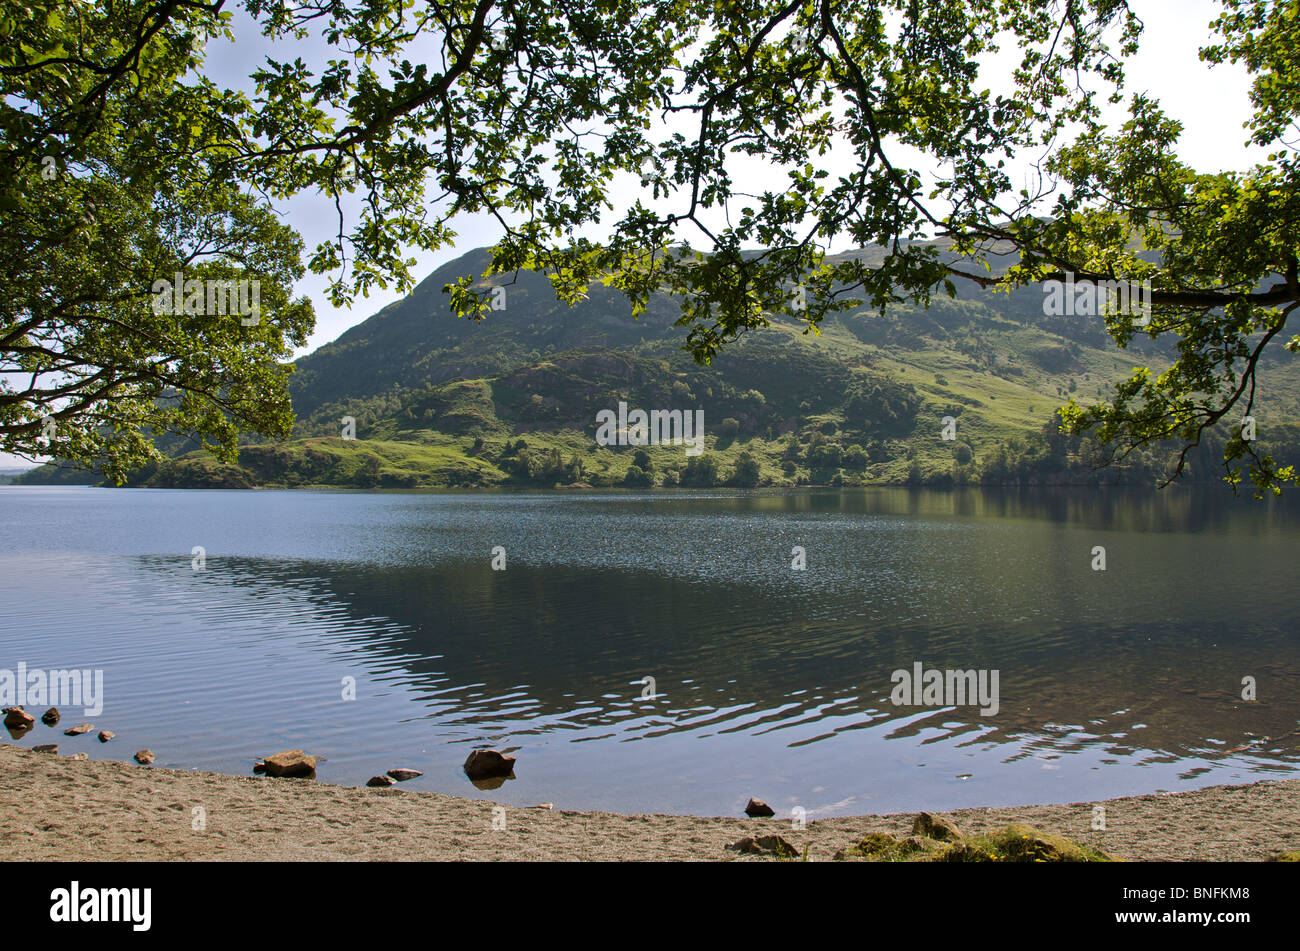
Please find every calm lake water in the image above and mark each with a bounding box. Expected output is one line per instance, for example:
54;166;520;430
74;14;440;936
1;485;1297;819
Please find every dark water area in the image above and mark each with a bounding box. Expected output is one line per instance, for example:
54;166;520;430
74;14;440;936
1;485;1297;820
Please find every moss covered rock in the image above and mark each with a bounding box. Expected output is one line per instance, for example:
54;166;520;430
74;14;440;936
898;834;946;856
839;821;1113;862
843;832;900;858
912;811;965;841
837;831;949;861
726;835;801;858
935;823;1113;862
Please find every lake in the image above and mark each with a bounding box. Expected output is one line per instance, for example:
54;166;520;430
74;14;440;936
1;485;1297;819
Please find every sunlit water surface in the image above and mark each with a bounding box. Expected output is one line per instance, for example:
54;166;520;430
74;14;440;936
1;485;1297;818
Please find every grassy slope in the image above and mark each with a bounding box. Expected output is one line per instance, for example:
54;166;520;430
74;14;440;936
126;300;1300;490
21;242;1300;490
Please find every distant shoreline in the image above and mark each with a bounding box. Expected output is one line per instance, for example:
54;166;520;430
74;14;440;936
5;480;1204;492
3;745;1296;861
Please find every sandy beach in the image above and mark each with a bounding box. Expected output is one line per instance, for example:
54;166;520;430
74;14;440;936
2;745;1297;861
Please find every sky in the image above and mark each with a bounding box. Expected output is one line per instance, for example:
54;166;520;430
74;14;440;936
0;0;1269;469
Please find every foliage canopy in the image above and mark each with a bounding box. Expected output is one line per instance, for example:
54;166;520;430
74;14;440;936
4;0;1299;492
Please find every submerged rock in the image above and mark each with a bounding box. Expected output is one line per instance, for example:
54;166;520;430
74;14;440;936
63;723;94;736
134;749;155;765
366;775;396;787
386;768;423;782
97;730;114;743
41;708;60;726
463;749;516;780
743;797;776;818
262;749;319;778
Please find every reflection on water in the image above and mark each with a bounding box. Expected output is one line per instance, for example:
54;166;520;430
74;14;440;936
0;485;1297;817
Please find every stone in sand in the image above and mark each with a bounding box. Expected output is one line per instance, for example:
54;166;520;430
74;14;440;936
912;811;964;841
33;744;58;754
63;723;94;736
3;707;34;729
726;835;800;858
744;797;776;818
386;768;422;782
69;752;88;761
262;749;319;778
134;749;155;765
366;775;396;787
41;708;60;726
97;730;114;743
463;749;515;780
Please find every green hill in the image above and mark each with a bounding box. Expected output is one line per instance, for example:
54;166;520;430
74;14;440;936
21;243;1300;490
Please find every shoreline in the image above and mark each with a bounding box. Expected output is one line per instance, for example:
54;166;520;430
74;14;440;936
4;745;1297;861
3;481;1210;492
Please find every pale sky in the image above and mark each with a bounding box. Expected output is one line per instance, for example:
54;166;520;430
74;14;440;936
0;0;1268;469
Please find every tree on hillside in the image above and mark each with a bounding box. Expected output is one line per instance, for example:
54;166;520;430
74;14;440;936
6;0;1300;493
681;453;721;486
730;450;762;486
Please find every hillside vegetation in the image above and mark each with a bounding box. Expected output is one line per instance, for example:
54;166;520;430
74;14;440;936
20;245;1300;490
